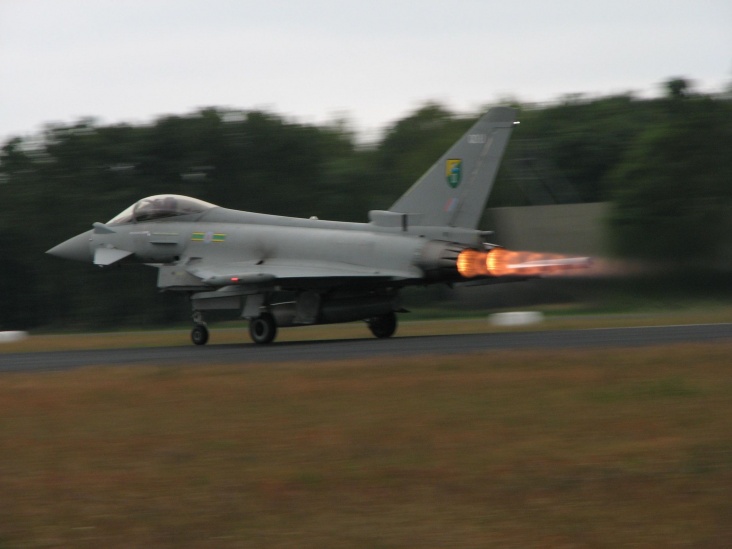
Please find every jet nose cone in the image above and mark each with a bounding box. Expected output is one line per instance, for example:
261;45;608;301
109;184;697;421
46;231;93;262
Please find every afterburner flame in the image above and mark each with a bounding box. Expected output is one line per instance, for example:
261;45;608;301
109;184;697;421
457;248;591;278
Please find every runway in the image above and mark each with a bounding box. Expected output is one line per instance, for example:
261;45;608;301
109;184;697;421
1;323;732;373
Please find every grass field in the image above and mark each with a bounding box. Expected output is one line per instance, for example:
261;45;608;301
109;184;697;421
1;340;731;547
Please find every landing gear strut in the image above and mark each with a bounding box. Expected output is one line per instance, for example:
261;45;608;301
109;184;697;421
191;311;209;346
249;312;277;344
367;311;397;339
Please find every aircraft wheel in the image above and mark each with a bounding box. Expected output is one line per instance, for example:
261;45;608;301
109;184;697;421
249;313;277;344
191;324;209;346
367;312;397;339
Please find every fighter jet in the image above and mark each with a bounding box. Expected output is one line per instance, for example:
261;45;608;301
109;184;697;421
47;107;586;345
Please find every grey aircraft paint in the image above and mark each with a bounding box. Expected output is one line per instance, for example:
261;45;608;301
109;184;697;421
47;108;520;344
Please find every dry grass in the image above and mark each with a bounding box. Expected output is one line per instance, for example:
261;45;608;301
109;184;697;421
0;344;731;548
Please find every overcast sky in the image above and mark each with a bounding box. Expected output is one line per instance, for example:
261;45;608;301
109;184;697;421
1;0;730;141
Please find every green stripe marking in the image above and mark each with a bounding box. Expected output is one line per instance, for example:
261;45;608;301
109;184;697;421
191;232;226;243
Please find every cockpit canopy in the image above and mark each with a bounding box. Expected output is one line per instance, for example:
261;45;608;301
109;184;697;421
107;195;217;225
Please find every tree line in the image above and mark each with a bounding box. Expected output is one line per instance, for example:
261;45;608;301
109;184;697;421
1;78;731;329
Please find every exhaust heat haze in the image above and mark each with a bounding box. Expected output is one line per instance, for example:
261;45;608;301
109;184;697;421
457;248;591;278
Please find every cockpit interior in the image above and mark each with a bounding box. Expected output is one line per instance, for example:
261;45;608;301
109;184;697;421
107;195;216;225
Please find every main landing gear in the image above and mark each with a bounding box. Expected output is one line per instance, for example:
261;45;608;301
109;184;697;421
191;311;209;346
190;310;397;345
367;311;398;339
191;323;209;345
189;310;278;345
249;312;277;344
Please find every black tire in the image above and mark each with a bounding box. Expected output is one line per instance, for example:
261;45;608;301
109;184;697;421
249;313;277;344
367;312;397;339
191;324;209;346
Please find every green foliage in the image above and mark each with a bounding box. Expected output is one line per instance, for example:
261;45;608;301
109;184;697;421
490;94;659;206
0;108;368;329
1;84;731;329
608;94;732;261
370;103;475;206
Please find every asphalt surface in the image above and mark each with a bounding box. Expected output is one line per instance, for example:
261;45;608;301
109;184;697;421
1;323;732;373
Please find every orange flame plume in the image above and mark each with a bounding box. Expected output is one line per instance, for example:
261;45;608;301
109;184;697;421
457;248;591;278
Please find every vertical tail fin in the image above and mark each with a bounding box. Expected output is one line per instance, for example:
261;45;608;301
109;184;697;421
388;107;517;229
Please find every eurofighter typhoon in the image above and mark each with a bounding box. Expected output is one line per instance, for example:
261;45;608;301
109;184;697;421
47;108;586;345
